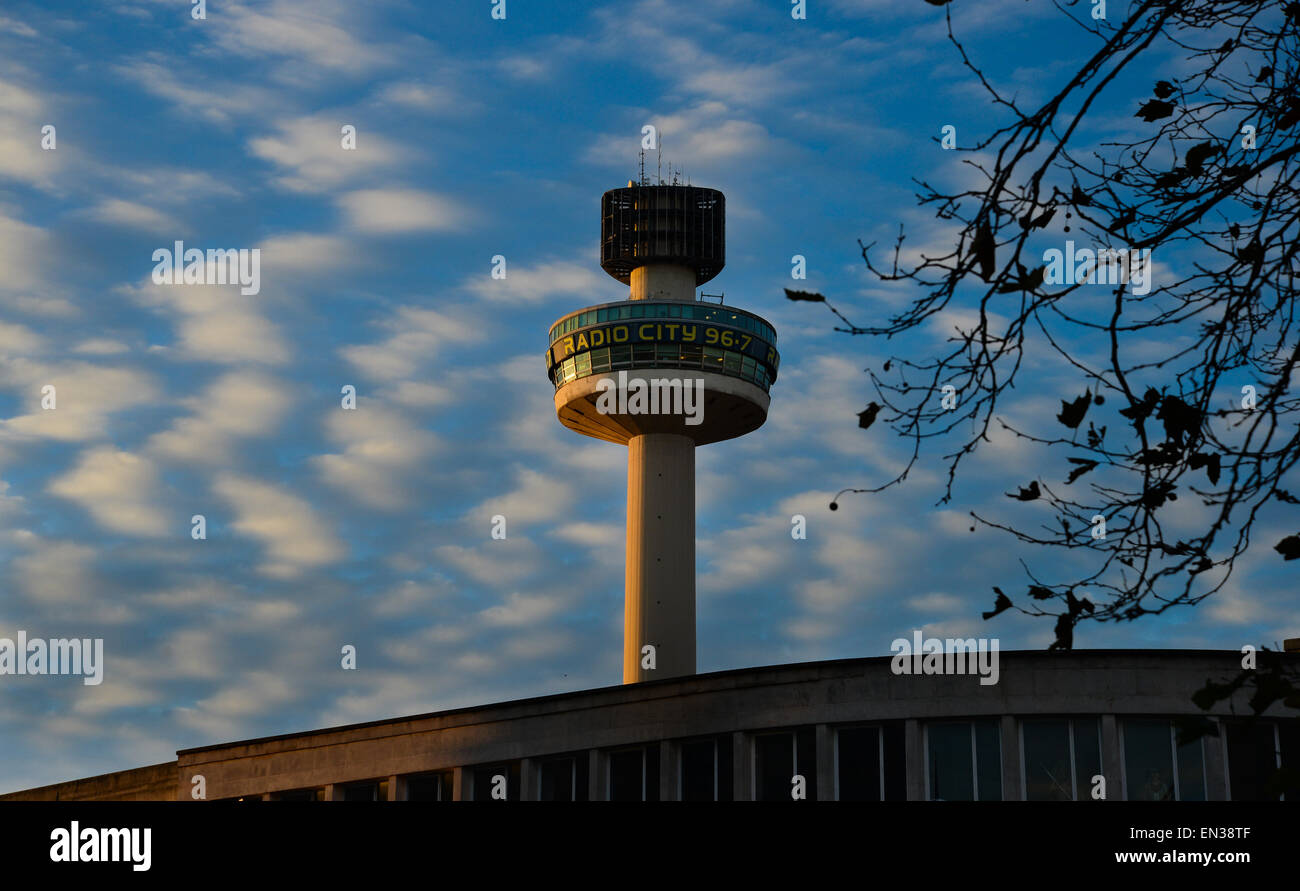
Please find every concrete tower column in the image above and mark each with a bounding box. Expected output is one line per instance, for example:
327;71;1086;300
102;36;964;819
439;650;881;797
630;264;695;301
624;432;696;682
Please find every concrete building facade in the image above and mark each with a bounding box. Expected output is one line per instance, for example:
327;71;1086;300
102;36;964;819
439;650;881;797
5;650;1296;802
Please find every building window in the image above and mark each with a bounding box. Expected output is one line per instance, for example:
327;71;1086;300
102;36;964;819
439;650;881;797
753;728;817;801
1121;719;1205;801
472;763;521;801
539;755;589;802
834;724;905;801
680;736;733;802
926;719;1002;801
405;772;452;801
270;788;325;802
1020;718;1101;800
836;726;882;801
608;745;659;801
340;780;388;802
1226;720;1300;801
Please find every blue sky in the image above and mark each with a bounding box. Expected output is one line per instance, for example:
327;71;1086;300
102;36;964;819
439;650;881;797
0;0;1292;792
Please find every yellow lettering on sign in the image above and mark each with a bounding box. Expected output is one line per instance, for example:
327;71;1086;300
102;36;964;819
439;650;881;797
591;328;605;347
576;332;589;351
664;323;679;339
639;323;655;340
564;336;575;355
612;325;629;343
682;325;697;342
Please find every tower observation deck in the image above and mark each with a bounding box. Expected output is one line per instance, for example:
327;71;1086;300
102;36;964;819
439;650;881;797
546;183;779;683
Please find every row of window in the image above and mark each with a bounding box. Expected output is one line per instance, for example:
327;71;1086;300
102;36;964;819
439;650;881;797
550;302;776;345
227;718;1299;802
550;344;775;392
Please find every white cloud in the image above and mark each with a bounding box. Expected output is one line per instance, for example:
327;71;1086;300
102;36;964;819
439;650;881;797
81;199;179;231
48;447;171;536
0;79;60;188
312;406;439;509
212;474;344;577
147;370;292;463
211;0;390;75
586;102;774;168
464;260;608;305
124;279;289;365
71;339;129;356
0;212;51;295
0;360;160;443
338;188;473;234
249;116;407;193
341;305;482;382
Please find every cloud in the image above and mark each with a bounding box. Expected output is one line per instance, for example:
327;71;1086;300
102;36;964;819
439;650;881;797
337;188;474;234
464;259;608;305
0;79;60;188
210;0;391;75
312;406;439;509
479;591;570;628
113;60;278;126
212;474;344;577
48;447;171;536
71;339;130;356
0;360;160;443
249;116;407;193
125;279;289;365
476;467;576;527
147;371;293;464
0;321;44;354
80;199;179;232
374;81;461;112
585;102;775;168
0;212;52;295
340;305;482;382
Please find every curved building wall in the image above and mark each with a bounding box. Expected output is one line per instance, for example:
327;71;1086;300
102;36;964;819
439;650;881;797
5;652;1294;801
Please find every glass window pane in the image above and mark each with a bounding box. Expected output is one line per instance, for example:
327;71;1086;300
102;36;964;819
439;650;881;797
755;733;795;802
1124;720;1175;801
883;724;907;801
1023;720;1073;801
539;758;574;802
974;719;1001;800
1177;735;1206;801
928;723;974;801
681;740;717;802
1073;718;1102;799
473;764;519;801
406;773;449;801
1281;722;1300;801
609;749;644;802
837;727;881;801
1227;722;1279;801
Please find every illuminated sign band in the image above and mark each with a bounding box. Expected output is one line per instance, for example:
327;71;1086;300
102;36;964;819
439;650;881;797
549;322;777;370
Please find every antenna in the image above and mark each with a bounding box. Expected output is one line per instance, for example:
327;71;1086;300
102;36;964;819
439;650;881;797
638;149;646;186
657;139;662;185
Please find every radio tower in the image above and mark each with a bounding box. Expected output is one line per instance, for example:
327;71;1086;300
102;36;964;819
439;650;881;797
545;181;780;683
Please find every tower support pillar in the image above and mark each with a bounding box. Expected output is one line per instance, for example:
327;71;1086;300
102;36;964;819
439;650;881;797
624;432;696;682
